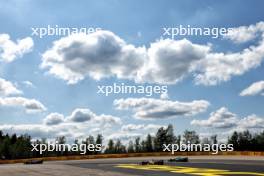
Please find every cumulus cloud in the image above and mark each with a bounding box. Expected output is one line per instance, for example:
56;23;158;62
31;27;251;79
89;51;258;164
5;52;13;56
41;22;264;86
0;97;46;113
41;31;146;84
114;97;209;119
0;34;33;62
224;22;264;43
107;132;141;141
0;124;56;139
160;92;169;100
0;78;46;114
192;45;264;85
121;124;164;131
1;107;123;140
43;113;64;125
22;81;35;88
94;114;122;126
0;123;79;140
191;107;264;130
67;108;95;122
137;39;210;84
191;107;238;128
238;114;264;129
121;124;145;131
41;31;209;85
240;80;264;96
0;78;22;96
193;21;264;85
44;108;122;127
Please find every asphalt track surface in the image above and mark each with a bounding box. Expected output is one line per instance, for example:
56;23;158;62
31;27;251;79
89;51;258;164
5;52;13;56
1;156;264;176
67;156;264;176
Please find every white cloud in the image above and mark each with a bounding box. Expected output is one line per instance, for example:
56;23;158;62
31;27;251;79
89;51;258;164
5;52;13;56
0;123;78;140
41;31;211;85
43;113;64;125
0;108;123;141
193;21;264;85
121;124;145;131
224;22;264;43
22;81;35;88
0;34;33;62
0;78;22;96
0;97;46;113
240;80;264;96
238;114;264;129
121;124;164;132
137;39;210;84
192;45;264;85
107;132;141;141
191;107;238;128
41;22;264;86
160;92;169;100
44;108;122;128
41;31;146;84
114;97;210;119
67;108;95;122
191;107;264;130
94;114;122;126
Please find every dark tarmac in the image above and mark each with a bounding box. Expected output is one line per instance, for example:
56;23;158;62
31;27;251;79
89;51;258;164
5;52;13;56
69;157;264;176
1;156;264;176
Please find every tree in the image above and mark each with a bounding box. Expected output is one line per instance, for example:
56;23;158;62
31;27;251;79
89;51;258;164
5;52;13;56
72;139;80;155
176;135;181;145
182;130;200;144
228;131;255;151
95;134;103;154
201;137;210;145
154;127;167;151
239;130;252;150
1;136;11;159
56;136;66;156
0;131;3;140
57;136;66;144
210;135;218;144
255;131;264;151
96;134;103;145
114;139;126;153
228;131;239;150
86;135;95;145
165;124;175;144
134;137;141;153
10;134;17;144
127;141;134;153
154;124;178;152
105;139;115;154
145;134;153;152
141;140;147;152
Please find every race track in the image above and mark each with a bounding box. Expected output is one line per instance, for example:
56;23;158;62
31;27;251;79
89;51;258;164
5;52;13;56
68;156;264;176
1;156;264;176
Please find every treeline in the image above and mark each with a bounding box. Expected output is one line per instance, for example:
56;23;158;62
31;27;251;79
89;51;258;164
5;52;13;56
1;125;264;160
0;131;31;159
228;130;264;151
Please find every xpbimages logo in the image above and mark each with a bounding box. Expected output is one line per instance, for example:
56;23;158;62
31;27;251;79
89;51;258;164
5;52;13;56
97;83;168;96
162;25;234;39
31;25;102;38
163;142;234;154
31;142;102;155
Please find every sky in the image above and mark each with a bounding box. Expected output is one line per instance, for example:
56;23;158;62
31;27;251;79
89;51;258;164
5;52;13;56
0;0;264;143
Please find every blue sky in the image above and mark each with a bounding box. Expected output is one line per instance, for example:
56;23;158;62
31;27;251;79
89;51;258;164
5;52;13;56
0;0;264;142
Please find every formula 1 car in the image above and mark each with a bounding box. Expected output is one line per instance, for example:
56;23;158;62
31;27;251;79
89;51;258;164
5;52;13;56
140;159;164;165
168;157;188;162
24;159;44;164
